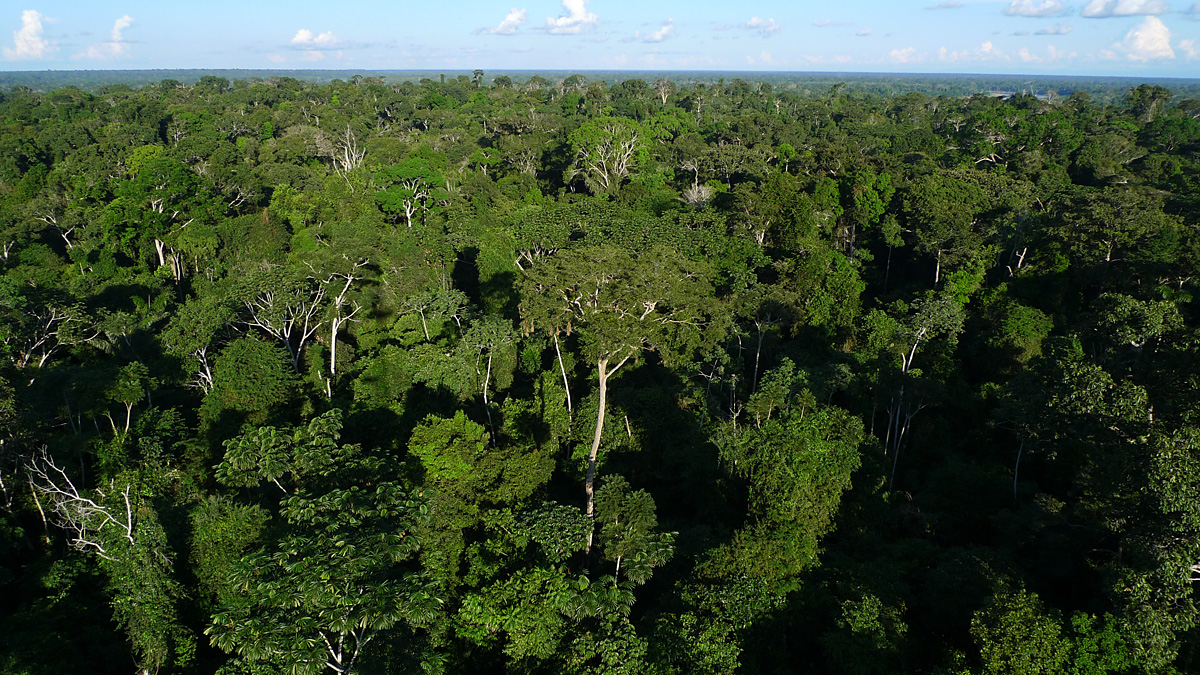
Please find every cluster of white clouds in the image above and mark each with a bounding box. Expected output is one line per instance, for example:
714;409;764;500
1081;0;1168;17
1003;0;1179;16
480;5;784;45
3;10;136;61
938;40;1004;62
633;19;673;44
935;40;1079;64
291;29;338;48
1003;0;1068;17
288;28;343;62
5;4;1199;71
997;0;1199;63
744;16;782;37
479;1;598;36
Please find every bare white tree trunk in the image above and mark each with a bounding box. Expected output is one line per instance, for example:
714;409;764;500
585;351;633;555
554;334;572;415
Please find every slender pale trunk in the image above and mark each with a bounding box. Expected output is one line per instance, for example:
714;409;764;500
889;413;904;491
1013;440;1024;501
752;327;765;393
483;353;492;406
934;249;942;285
329;318;339;377
585;352;632;555
28;480;50;543
483;352;496;442
585;357;609;555
554;334;572;415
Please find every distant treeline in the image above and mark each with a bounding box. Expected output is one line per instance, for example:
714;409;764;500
4;67;1200;103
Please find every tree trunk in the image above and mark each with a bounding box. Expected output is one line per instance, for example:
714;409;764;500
1013;440;1024;501
483;352;496;443
584;351;633;555
554;334;572;416
585;357;609;555
752;327;765;394
329;318;339;378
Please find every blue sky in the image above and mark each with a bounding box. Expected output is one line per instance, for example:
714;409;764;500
2;0;1199;75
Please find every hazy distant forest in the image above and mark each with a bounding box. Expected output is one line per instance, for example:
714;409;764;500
1;71;1200;675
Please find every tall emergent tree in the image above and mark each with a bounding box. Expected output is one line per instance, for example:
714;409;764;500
520;246;719;551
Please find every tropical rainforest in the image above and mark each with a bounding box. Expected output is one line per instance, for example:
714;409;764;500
1;71;1200;674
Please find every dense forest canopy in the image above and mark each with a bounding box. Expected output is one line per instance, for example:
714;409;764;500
1;71;1199;674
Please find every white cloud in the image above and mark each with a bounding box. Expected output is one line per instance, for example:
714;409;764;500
1181;38;1199;57
1046;44;1076;60
544;0;599;34
761;50;775;64
1115;15;1174;60
856;28;873;36
3;9;54;60
939;46;971;61
291;28;338;47
889;46;920;62
634;19;673;43
82;15;133;59
1003;0;1067;17
267;53;285;64
1017;43;1076;61
813;19;834;27
927;1;964;8
939;40;1012;62
299;50;325;62
1036;22;1073;34
1081;0;1168;17
1188;1;1200;14
745;16;782;37
490;8;527;35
